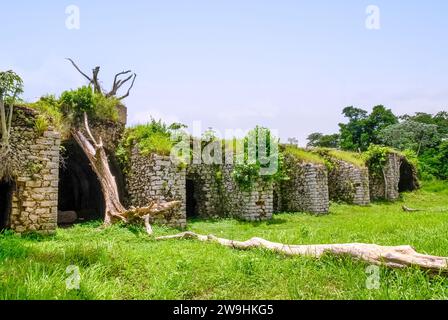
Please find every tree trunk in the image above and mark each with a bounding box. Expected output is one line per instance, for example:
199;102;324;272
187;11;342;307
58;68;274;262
0;98;9;149
157;232;448;273
72;113;181;228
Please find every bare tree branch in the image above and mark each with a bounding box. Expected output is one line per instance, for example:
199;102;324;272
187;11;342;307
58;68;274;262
106;70;132;97
83;112;100;148
143;215;153;236
91;66;102;94
118;73;137;100
66;58;92;83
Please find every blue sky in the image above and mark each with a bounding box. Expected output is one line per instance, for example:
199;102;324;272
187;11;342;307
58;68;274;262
2;1;448;144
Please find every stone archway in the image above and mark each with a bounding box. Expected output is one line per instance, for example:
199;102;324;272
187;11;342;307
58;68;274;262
399;158;419;192
186;179;198;218
0;180;14;231
58;141;105;224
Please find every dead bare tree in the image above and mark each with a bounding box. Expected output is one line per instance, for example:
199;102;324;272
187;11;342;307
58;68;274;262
157;232;448;273
72;113;181;228
66;58;137;100
65;60;178;230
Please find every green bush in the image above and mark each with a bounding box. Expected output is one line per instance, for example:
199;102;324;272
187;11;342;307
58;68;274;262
232;127;286;190
60;86;94;118
116;118;182;172
363;145;393;176
93;94;120;122
26;95;67;136
59;86;119;123
27;89;119;136
418;141;448;180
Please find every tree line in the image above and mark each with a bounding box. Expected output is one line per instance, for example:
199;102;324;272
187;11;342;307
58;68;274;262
307;105;448;180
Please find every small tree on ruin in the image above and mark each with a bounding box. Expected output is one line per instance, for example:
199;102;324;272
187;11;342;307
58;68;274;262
0;70;23;180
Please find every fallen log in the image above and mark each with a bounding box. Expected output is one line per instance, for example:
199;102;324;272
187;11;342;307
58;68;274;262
156;232;448;273
402;205;422;212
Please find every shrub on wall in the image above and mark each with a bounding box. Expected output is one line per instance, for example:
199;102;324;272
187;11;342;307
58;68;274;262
59;86;119;123
363;145;393;177
26;95;67;137
116;118;186;172
26;87;120;137
232;127;287;191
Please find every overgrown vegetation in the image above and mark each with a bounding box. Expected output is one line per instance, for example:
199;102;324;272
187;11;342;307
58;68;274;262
231;127;286;191
116;118;186;172
314;148;366;169
0;70;24;180
363;145;394;177
26;87;120;138
283;146;325;165
1;181;448;300
26;95;67;136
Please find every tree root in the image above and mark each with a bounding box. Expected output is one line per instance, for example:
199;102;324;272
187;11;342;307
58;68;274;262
156;232;448;273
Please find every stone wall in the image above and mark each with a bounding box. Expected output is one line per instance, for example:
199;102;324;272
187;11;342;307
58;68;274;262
327;159;370;205
187;164;273;221
369;152;400;201
88;118;125;152
186;164;222;218
276;155;329;214
369;152;419;201
4;106;61;234
126;147;187;228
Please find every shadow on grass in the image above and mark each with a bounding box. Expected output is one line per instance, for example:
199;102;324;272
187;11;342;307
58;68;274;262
187;216;289;227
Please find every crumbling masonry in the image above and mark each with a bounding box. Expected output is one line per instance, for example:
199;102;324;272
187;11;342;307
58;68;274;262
1;106;420;234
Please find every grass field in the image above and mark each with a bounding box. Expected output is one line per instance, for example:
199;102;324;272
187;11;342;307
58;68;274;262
1;181;448;300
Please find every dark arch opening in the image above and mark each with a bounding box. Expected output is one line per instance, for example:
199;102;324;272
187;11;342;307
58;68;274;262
399;159;418;192
58;141;105;224
186;179;197;218
0;180;14;231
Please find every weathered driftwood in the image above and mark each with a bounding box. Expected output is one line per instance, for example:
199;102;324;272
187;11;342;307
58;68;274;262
157;232;448;273
72;112;180;226
402;205;422;212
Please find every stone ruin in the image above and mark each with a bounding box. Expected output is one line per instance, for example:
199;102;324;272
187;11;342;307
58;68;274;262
274;154;329;214
58;114;126;224
126;149;187;228
186;163;273;221
369;152;419;201
1;106;60;234
318;152;371;206
0;105;420;234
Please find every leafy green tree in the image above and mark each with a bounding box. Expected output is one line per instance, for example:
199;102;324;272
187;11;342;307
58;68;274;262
306;132;340;148
401;111;448;137
379;120;440;155
0;70;23;153
339;105;398;151
398;111;448;179
435;141;448;179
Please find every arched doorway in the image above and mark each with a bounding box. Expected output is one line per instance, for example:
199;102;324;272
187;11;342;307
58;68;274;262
58;141;105;224
186;179;197;218
0;180;14;231
398;159;418;192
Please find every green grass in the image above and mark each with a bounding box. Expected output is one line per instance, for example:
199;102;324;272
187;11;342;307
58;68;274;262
318;148;366;167
1;181;448;300
284;146;326;165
